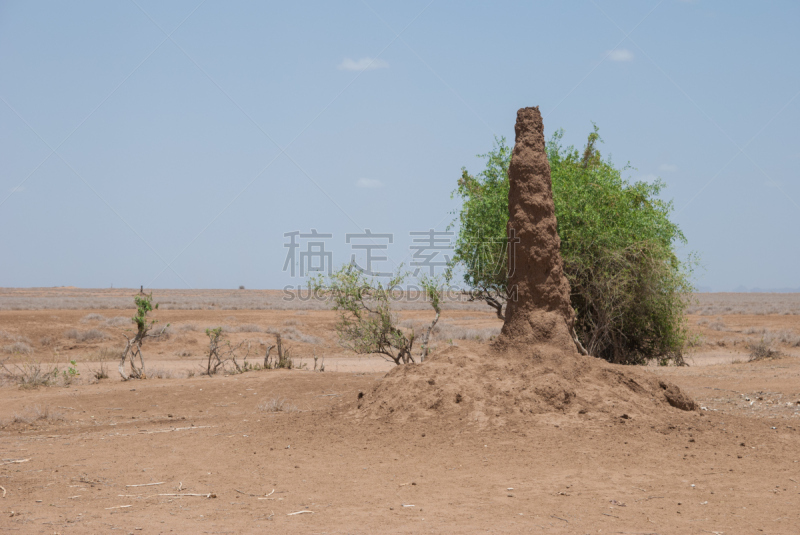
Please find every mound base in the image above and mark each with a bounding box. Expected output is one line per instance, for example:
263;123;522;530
355;343;696;426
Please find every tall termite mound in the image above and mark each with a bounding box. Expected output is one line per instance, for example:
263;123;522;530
500;106;575;350
353;106;696;425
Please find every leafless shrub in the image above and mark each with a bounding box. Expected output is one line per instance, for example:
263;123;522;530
0;361;58;388
175;349;192;357
283;319;299;326
762;330;800;347
744;327;767;335
80;313;106;323
90;362;109;380
748;339;781;362
258;398;298;413
295;311;308;316
266;326;320;345
85;347;120;362
3;341;33;355
148;367;178;379
235;324;263;333
104;316;130;328
39;336;54;347
2;405;64;427
178;323;198;332
204;327;254;375
430;322;501;342
64;329;108;343
707;318;728;331
149;325;174;341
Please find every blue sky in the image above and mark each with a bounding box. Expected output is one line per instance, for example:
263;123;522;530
1;0;798;291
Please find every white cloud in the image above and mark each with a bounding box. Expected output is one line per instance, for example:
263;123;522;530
607;48;634;62
338;57;389;72
356;178;383;189
659;163;678;172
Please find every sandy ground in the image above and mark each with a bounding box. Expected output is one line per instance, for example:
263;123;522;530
2;299;800;533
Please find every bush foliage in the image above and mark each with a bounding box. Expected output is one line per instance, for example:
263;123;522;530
451;126;695;365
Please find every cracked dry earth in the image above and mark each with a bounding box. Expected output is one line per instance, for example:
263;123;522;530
1;349;799;534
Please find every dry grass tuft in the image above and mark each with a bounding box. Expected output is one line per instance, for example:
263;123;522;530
80;313;106;323
0;361;58;388
266;326;320;344
104;316;131;328
748;339;782;362
235;324;263;333
64;328;109;343
148;367;179;379
3;341;33;355
2;405;64;427
258;398;299;413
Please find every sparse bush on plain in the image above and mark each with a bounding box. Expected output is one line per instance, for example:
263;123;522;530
235;324;263;333
312;265;444;365
708;318;728;331
80;313;106;323
262;333;297;369
3;341;33;355
748;339;781;362
204;327;254;375
119;292;168;380
91;362;109;380
266;326;320;344
39;335;54;346
2;405;64;427
64;328;108;343
104;316;130;328
258;398;298;413
178;323;198;332
148;367;177;379
1;360;59;388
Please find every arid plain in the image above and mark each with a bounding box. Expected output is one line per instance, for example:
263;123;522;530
1;288;800;533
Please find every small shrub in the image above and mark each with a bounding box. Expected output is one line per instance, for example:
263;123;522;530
80;313;106;323
39;336;54;346
175;349;192;357
258;398;298;413
283;319;299;326
0;361;58;388
744;327;767;335
3;341;33;355
178;323;198;332
3;405;64;427
148;367;176;379
267;326;320;345
104;316;130;328
91;363;109;380
748;339;781;362
239;285;245;290
236;324;263;333
707;318;728;331
64;329;108;343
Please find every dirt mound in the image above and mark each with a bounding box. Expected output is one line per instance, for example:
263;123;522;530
356;106;695;424
357;343;695;424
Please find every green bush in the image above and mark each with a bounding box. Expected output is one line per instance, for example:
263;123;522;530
450;126;696;365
